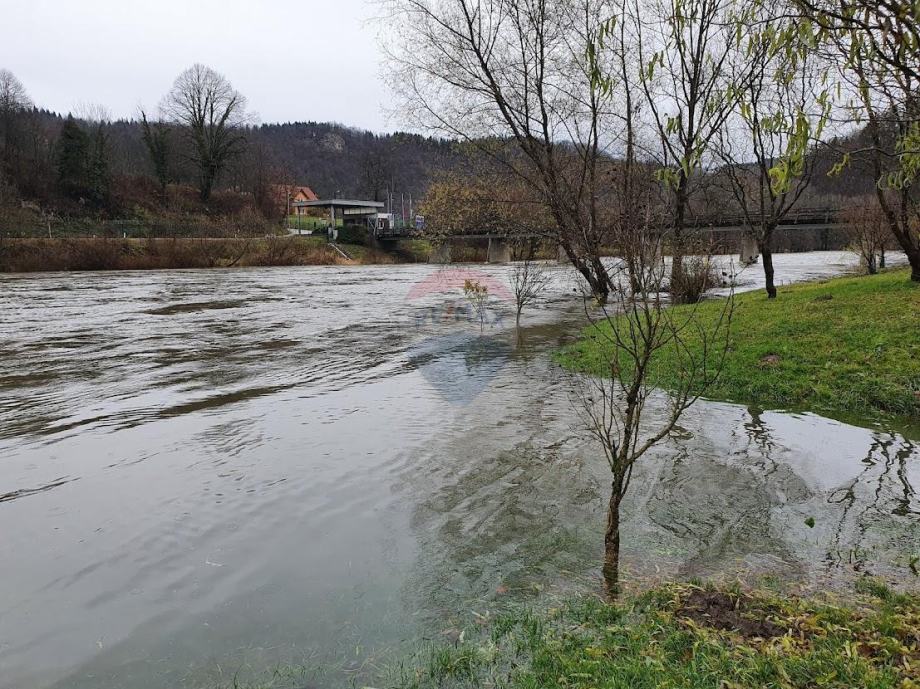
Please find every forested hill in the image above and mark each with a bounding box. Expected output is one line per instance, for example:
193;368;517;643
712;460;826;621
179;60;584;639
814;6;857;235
249;122;457;201
8;107;880;220
26;110;457;202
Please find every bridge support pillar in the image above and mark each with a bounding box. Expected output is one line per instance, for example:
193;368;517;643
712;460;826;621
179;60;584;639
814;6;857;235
487;238;511;263
366;232;384;251
740;234;759;265
430;241;452;264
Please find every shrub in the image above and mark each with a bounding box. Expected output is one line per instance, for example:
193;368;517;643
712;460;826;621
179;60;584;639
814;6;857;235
670;255;718;303
336;225;368;245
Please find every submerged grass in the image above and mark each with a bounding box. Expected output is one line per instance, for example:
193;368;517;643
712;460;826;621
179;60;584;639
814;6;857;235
557;268;920;423
393;581;920;689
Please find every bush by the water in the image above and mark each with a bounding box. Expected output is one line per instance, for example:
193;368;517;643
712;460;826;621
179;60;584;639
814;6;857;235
669;255;719;303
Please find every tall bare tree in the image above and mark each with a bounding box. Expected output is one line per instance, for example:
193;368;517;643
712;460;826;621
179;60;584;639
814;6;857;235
384;0;626;303
636;0;750;294
594;2;662;296
716;10;830;298
0;69;32;184
161;64;248;203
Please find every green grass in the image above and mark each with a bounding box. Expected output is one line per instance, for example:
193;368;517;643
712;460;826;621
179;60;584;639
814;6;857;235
394;582;920;689
557;269;920;423
285;215;341;230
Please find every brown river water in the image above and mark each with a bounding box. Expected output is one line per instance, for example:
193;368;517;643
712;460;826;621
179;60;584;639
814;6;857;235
0;252;917;689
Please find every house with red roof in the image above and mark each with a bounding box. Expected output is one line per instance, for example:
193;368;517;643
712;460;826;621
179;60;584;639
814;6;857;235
275;185;319;215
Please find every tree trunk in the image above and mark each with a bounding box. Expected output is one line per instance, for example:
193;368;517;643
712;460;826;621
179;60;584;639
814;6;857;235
199;175;214;203
907;246;920;282
602;486;622;598
199;160;217;203
762;246;776;298
559;240;610;304
628;261;643;295
760;228;776;299
670;174;689;295
589;253;611;305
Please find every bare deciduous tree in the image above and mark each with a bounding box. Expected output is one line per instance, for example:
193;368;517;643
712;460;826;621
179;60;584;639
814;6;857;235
636;0;750;294
384;0;625;303
574;229;733;596
594;2;662;297
421;155;554;242
161;64;248;203
361;139;393;202
509;257;551;326
0;70;30;113
0;69;32;180
716;9;830;298
843;202;892;274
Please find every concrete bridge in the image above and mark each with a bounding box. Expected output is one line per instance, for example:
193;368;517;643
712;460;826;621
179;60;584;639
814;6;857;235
373;207;846;264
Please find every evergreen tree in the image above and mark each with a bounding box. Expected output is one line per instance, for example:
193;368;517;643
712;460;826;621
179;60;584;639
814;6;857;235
140;111;171;204
55;115;88;200
86;124;111;207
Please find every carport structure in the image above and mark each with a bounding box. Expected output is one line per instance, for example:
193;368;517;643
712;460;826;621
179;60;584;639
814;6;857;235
292;199;385;239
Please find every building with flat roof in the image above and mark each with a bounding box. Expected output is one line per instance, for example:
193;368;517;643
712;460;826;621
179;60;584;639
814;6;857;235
292;198;386;239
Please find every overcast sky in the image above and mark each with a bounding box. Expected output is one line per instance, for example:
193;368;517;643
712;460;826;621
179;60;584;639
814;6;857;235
1;0;397;132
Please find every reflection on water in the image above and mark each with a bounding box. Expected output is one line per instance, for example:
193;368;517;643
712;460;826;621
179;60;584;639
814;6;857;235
408;333;513;405
0;253;916;689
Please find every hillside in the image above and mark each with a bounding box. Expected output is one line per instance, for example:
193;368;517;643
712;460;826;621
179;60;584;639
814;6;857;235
24;110;458;203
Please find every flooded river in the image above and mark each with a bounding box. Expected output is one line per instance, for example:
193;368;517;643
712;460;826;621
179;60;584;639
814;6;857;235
1;252;917;689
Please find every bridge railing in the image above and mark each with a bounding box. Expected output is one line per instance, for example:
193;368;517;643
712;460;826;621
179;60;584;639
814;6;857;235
684;207;839;229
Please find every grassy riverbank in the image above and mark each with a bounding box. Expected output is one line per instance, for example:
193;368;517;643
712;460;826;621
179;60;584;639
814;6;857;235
391;581;920;689
0;236;427;272
558;268;920;423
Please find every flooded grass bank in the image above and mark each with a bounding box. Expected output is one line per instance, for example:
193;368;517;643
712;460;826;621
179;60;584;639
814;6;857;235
558;268;920;425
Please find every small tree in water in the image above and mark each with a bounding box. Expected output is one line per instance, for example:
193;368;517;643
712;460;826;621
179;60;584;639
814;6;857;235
574;233;733;597
510;259;551;327
463;279;489;332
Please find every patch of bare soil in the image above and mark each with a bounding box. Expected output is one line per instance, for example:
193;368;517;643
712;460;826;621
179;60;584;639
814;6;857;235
677;589;786;639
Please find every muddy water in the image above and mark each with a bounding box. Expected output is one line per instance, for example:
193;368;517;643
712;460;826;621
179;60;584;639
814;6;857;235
0;252;916;689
